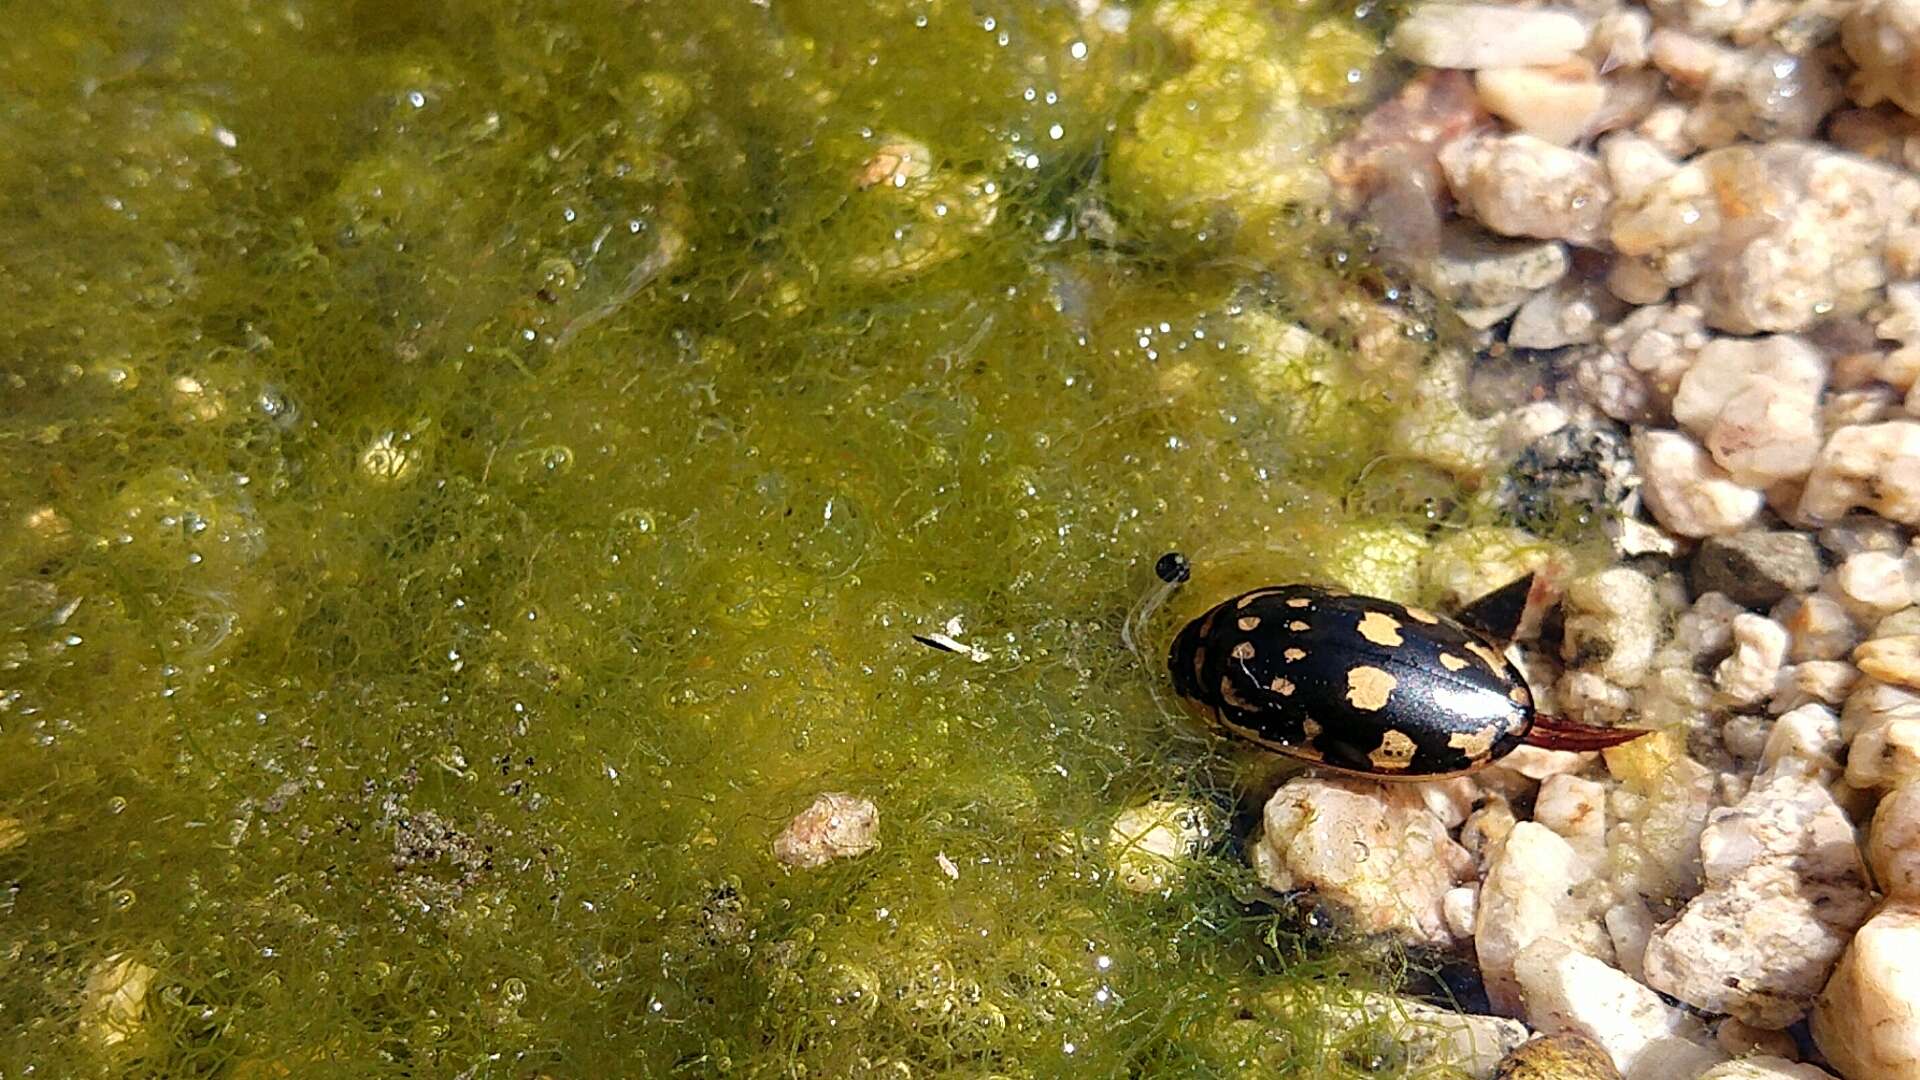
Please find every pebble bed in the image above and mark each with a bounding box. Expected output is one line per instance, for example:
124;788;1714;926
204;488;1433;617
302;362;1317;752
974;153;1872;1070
1104;3;1920;1078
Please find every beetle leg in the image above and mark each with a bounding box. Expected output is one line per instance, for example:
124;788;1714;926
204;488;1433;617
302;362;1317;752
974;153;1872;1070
1524;715;1650;752
1455;572;1534;645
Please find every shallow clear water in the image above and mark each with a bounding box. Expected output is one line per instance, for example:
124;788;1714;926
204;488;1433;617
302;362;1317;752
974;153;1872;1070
0;1;1510;1074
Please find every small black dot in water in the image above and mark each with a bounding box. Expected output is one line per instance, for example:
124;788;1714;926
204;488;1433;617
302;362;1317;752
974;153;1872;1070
1154;551;1191;584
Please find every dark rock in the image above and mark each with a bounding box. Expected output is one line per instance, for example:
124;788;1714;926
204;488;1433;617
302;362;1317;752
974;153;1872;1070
1691;530;1823;609
1496;419;1638;534
1493;1033;1623;1079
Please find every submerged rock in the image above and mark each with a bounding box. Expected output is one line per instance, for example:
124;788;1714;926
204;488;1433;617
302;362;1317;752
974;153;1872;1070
1868;782;1920;899
1691;530;1824;610
1421;227;1572;328
1475;61;1609;148
1107;798;1210;892
1440;133;1614;246
1641;773;1874;1027
1842;0;1920;118
1493;1033;1623;1079
1497;419;1639;534
1391;5;1591;69
1327;69;1487;261
1251;777;1473;946
79;954;158;1053
1633;429;1764;537
1254;985;1532;1078
1611;144;1920;335
773;792;880;869
1813;901;1920;1080
1513;938;1727;1080
1477;822;1611;1014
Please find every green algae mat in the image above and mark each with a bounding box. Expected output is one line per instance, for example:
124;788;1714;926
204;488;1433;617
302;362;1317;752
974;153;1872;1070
0;0;1520;1074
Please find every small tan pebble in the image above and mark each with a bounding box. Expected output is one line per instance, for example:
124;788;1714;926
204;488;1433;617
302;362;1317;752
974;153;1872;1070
772;792;879;869
79;954;159;1049
1588;10;1651;70
1605;898;1657;978
1607;255;1673;306
1777;593;1861;662
23;506;72;545
1715;1018;1800;1060
1758;699;1850;780
1478;822;1610;1013
1494;1033;1623;1079
1799;422;1920;526
1634;430;1764;538
167;374;228;424
1773;662;1861;714
1510;278;1628;350
1827;386;1901;428
1461;796;1518;862
1844;680;1920;791
1474;61;1608;147
1511;938;1726;1077
1673;336;1828;431
1599;131;1679;204
1834;551;1917;619
1715;613;1789;707
1672;335;1828;487
1831;108;1920;173
1856;635;1920;689
1390;4;1590;69
1870;783;1920;899
1443;884;1479;937
1842;0;1920;118
1813;901;1920;1079
1439;132;1612;246
1254;777;1472;945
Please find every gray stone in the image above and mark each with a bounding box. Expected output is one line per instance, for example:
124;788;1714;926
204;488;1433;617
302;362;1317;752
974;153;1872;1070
1494;1033;1623;1079
1421;226;1571;328
1691;530;1824;609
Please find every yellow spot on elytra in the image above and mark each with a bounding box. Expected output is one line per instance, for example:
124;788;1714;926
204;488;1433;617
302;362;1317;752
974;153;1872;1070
1466;641;1506;671
1346;666;1397;710
1231;641;1255;661
1406;607;1439;624
1370;729;1418;770
1286;597;1311;608
1438;653;1469;671
1357;611;1404;646
1220;675;1259;711
1509;685;1531;705
1303;717;1323;739
1238;616;1261;631
1289;620;1309;631
1283;648;1306;662
1448;724;1499;760
1270;677;1295;695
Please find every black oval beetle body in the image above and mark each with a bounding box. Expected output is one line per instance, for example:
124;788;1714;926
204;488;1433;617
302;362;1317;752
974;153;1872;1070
1162;563;1643;779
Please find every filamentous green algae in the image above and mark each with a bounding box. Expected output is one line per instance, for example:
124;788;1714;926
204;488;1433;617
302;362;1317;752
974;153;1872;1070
0;0;1541;1075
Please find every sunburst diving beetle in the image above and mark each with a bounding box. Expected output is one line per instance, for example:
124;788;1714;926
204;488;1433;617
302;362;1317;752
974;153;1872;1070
1155;553;1645;779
